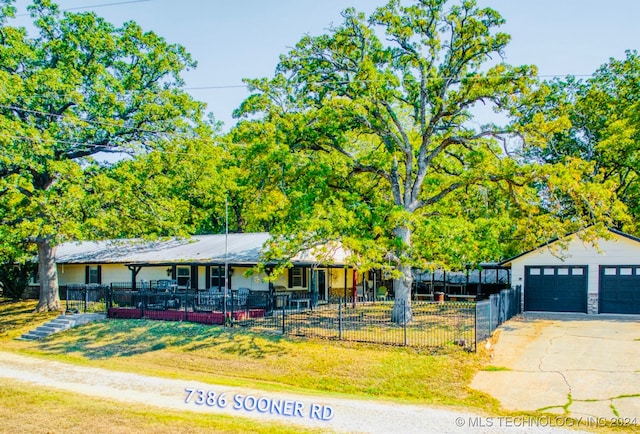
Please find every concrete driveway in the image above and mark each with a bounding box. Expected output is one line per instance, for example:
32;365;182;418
471;313;640;423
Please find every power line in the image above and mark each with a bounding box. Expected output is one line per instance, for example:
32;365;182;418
0;72;596;102
0;104;175;136
183;74;595;92
15;0;152;17
0;133;224;159
56;0;152;12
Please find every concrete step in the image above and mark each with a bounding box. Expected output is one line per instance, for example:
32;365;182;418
18;312;106;341
20;330;50;340
46;321;74;330
36;325;66;334
50;317;76;325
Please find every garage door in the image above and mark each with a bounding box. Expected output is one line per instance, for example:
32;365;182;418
599;266;640;314
524;266;588;313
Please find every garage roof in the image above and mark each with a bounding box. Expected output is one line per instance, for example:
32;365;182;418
500;228;640;267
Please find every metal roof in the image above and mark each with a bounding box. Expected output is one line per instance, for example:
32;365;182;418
55;232;348;266
55;233;271;265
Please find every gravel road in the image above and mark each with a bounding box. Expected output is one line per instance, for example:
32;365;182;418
0;351;584;433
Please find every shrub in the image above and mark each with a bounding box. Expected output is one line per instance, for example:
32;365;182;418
0;261;37;300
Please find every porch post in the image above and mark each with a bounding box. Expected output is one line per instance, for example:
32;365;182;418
310;266;318;308
343;267;347;304
352;269;357;308
127;265;142;290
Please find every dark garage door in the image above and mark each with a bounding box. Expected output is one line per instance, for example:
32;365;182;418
599;266;640;314
524;266;588;313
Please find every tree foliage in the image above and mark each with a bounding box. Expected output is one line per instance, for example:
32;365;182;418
0;0;211;310
233;0;621;323
523;50;640;233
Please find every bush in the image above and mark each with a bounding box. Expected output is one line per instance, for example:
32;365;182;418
0;261;37;300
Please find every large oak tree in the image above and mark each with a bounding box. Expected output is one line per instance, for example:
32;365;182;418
0;0;209;311
234;0;620;323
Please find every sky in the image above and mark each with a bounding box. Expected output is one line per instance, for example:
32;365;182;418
11;0;640;130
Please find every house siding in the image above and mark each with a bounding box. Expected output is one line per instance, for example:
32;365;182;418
58;263;275;292
510;233;640;314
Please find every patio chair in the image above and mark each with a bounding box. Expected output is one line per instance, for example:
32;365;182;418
234;287;250;309
376;286;388;301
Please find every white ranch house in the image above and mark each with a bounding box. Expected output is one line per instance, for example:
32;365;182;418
54;232;365;303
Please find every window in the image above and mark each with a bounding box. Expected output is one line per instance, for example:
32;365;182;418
289;267;306;288
86;265;101;284
177;266;190;287
292;268;303;287
210;266;224;289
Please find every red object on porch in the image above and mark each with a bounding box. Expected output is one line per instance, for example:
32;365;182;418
107;308;266;325
144;310;184;321
248;309;266;318
187;311;224;325
108;307;142;319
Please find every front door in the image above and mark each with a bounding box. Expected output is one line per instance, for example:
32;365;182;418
317;270;326;301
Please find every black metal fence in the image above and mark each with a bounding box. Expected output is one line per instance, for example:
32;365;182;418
237;298;477;350
475;286;522;348
60;284;109;313
61;283;521;351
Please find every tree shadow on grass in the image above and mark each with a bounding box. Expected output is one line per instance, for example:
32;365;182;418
36;319;290;360
0;300;58;337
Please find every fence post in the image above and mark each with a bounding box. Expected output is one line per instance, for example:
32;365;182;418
281;295;286;335
338;298;343;340
84;286;88;313
403;299;407;346
230;290;235;327
474;302;478;352
183;288;188;321
106;284;111;312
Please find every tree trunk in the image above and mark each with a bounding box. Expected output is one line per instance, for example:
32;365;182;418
35;238;61;312
391;226;413;324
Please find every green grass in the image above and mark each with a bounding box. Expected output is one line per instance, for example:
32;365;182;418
1;299;495;409
5;298;629;433
0;299;59;340
0;377;318;434
481;366;512;372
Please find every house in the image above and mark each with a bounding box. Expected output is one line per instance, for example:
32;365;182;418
500;228;640;315
54;232;362;303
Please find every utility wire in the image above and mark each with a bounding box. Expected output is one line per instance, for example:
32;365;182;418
0;133;225;158
0;104;177;135
0;103;231;143
0;72;595;103
15;0;152;17
182;74;595;92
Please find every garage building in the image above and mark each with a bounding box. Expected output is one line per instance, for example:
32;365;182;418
501;228;640;315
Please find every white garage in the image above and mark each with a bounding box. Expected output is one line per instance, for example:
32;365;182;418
501;229;640;315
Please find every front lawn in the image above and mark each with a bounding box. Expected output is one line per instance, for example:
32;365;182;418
0;298;499;411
